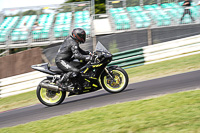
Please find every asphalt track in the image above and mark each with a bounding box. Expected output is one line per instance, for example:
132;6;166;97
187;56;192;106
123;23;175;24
0;70;200;128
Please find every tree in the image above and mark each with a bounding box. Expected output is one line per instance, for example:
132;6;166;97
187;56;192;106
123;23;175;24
21;10;37;16
64;0;106;14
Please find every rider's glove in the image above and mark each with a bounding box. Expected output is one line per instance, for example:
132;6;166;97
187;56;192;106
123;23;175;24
89;51;92;55
85;55;93;62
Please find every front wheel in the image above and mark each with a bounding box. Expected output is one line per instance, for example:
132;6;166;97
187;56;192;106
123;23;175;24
101;67;129;93
37;79;66;107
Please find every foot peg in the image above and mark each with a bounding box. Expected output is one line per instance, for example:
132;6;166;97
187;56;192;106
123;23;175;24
60;84;75;93
67;86;75;92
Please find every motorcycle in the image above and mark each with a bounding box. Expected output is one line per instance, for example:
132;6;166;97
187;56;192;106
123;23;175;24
31;42;129;106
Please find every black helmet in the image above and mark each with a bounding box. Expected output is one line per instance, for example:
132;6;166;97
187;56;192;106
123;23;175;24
71;28;86;43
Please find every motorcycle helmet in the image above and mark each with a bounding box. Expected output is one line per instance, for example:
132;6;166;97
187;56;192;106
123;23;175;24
71;28;86;43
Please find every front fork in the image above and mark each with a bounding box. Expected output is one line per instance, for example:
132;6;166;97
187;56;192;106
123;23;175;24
104;68;116;82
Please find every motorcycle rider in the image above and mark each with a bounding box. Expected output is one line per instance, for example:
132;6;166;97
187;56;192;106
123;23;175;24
180;0;195;23
55;28;92;91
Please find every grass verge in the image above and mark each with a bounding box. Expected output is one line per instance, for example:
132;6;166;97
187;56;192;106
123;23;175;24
0;89;199;132
0;91;38;112
0;53;200;112
126;53;200;83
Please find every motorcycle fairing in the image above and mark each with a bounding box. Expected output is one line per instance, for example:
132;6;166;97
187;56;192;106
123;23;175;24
95;41;110;53
31;63;57;75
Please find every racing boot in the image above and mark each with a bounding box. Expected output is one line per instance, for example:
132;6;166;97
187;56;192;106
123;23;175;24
58;72;72;90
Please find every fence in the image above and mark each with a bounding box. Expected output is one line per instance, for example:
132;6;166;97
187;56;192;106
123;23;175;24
1;34;200;98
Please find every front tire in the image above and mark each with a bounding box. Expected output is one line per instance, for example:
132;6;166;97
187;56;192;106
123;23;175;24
37;79;66;107
101;67;129;93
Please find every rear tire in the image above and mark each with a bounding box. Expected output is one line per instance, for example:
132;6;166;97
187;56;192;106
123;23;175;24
101;67;129;93
37;79;66;107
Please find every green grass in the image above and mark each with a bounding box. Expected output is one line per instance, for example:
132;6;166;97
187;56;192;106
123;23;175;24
0;53;200;112
0;89;199;132
0;91;38;112
127;53;200;83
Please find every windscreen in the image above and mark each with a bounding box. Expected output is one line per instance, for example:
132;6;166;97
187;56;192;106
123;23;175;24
95;41;110;53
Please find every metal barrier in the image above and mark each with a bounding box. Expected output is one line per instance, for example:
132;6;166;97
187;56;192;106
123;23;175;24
109;47;144;67
0;71;47;98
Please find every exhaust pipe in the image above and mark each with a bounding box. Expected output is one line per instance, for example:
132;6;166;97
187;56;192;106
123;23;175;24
40;82;62;92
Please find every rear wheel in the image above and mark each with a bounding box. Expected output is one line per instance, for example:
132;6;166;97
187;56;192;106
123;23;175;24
101;67;129;93
37;79;66;106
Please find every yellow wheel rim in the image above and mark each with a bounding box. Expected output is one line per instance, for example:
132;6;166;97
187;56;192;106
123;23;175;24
40;87;63;103
103;70;126;91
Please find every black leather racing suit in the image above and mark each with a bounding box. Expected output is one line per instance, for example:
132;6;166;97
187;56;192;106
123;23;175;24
55;36;90;83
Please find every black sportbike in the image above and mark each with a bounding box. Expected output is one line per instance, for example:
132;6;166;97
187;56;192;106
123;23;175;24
32;42;129;106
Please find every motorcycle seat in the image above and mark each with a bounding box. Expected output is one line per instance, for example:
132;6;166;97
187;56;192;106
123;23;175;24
49;66;64;74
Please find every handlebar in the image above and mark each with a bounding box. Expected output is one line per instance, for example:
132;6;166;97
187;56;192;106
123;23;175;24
80;60;91;71
80;51;105;72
